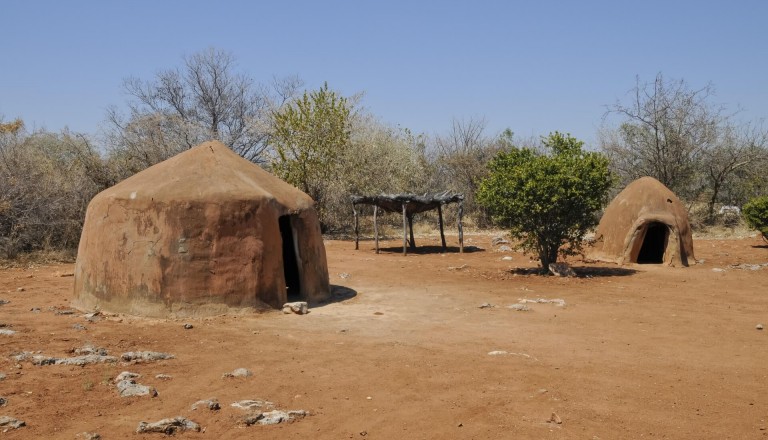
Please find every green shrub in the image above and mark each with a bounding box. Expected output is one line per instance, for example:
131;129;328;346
743;196;768;240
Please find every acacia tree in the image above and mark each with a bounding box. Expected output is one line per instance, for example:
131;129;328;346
106;48;301;168
478;132;612;271
268;83;351;228
601;73;721;198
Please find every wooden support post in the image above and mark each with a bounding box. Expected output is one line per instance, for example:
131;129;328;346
408;215;416;250
458;202;464;253
437;204;446;252
373;205;379;254
402;203;408;256
353;203;359;250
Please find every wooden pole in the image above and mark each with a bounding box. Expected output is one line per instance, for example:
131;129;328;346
458;201;464;253
408;215;416;250
402;203;408;256
373;205;379;254
353;203;359;250
437;204;446;252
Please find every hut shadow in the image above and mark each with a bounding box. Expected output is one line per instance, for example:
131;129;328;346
313;285;358;307
375;245;484;254
506;266;637;277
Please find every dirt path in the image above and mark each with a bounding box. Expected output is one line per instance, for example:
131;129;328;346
0;234;766;439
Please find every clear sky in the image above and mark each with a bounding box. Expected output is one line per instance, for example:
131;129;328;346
1;0;766;147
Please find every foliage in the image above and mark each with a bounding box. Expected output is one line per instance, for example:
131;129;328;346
743;196;768;240
268;82;352;229
105;48;301;169
601;73;721;198
0;123;110;258
431;119;511;226
478;132;613;270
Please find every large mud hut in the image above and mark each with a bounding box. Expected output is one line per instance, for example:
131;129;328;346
589;176;695;267
73;141;330;317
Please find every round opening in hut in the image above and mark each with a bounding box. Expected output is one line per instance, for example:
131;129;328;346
636;222;669;264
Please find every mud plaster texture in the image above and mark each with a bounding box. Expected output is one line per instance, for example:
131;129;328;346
73;141;329;317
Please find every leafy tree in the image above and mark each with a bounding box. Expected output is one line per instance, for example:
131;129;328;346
106;48;302;168
268;83;351;228
743;196;768;241
478;132;612;271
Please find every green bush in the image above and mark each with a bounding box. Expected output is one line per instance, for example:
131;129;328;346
743;196;768;240
477;132;613;271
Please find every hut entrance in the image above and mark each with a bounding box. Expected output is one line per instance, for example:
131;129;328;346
279;215;301;301
636;222;668;264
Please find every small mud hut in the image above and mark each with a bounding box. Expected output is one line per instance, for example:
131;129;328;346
589;177;695;266
73;141;330;317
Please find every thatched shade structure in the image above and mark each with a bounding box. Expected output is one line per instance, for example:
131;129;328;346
73;141;330;317
590;177;695;266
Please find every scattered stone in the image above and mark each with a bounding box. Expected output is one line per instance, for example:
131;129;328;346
282;302;308;315
16;288;25;292
72;323;87;331
191;399;220;411
74;345;109;356
519;298;566;307
183;323;194;330
56;271;74;277
497;245;513;253
83;312;101;322
0;329;16;336
136;417;200;435
30;307;40;313
447;264;469;271
0;416;25;429
222;367;253;378
114;371;141;383
77;432;101;440
121;351;175;363
548;412;562;424
757;324;764;330
13;351;116;366
488;351;508;356
491;236;509;246
507;304;531;311
0;300;9;305
548;262;576;277
711;268;726;272
0;373;6;381
502;256;514;261
0;397;7;406
54;309;76;315
478;303;495;309
155;374;172;381
231;399;274;411
244;410;308;426
116;379;157;398
338;272;350;279
730;263;768;271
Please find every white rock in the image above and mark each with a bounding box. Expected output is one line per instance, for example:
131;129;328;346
282;302;308;315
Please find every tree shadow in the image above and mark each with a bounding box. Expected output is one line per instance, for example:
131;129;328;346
506;266;637;277
312;285;358;308
375;245;484;254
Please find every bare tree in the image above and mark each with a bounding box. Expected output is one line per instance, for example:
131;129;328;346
601;73;722;198
106;48;302;167
700;122;767;220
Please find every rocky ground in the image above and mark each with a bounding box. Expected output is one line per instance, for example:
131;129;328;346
0;233;766;439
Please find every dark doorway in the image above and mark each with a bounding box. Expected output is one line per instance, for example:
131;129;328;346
636;222;668;264
279;215;301;301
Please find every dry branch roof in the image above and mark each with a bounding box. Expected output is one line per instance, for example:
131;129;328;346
351;191;464;216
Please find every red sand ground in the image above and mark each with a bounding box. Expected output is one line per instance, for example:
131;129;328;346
0;234;766;439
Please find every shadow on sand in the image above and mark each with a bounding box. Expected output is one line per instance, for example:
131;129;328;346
507;266;638;277
375;245;484;255
312;285;358;308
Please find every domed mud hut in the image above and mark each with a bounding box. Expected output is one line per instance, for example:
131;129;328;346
589;177;695;267
73;141;330;317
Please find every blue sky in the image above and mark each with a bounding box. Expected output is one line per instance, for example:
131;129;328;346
1;0;766;147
